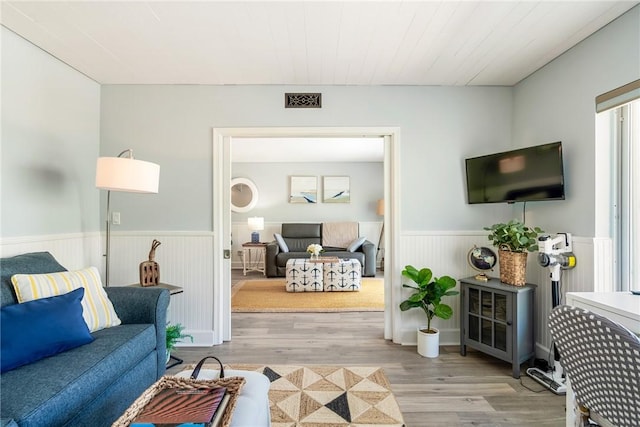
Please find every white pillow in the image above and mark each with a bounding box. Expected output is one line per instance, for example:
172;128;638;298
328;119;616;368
274;233;289;253
11;266;121;332
347;237;367;252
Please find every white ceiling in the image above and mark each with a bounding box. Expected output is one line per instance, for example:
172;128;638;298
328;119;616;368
2;1;637;86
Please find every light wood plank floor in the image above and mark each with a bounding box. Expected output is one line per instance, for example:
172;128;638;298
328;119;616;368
168;271;566;426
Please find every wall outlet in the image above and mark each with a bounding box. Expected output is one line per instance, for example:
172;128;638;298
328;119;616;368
112;212;121;225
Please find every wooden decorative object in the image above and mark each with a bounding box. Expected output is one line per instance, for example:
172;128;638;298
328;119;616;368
498;249;528;286
140;239;161;286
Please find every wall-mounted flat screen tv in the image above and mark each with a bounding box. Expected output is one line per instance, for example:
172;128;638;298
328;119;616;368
465;142;565;204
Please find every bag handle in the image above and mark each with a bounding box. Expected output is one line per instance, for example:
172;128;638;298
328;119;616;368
190;356;225;380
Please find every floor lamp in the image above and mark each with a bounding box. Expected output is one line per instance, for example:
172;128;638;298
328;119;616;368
376;199;384;270
95;149;160;286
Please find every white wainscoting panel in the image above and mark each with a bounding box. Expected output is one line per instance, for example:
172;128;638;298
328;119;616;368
0;233;102;271
397;233;602;359
108;232;215;346
398;231;488;345
524;236;601;357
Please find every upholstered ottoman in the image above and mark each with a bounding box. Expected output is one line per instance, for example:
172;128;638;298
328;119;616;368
285;259;323;292
175;369;271;427
324;259;362;291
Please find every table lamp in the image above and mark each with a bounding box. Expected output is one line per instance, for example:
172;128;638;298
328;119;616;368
248;217;264;243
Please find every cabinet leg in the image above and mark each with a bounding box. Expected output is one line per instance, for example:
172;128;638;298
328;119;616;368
460;344;466;356
512;362;520;379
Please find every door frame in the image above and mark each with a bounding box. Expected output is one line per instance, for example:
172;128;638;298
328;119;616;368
212;126;400;344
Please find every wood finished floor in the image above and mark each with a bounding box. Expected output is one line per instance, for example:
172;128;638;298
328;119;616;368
168;271;566;427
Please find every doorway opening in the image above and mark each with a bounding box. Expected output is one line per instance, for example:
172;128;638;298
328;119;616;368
212;127;400;345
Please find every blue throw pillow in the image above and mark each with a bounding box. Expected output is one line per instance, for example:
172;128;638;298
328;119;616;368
347;237;367;252
1;287;94;373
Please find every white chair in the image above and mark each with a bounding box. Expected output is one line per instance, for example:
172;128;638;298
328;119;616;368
548;305;640;427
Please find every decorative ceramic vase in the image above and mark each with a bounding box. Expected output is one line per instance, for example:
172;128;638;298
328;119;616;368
417;326;440;358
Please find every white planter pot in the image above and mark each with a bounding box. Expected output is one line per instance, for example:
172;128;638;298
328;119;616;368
417;326;440;358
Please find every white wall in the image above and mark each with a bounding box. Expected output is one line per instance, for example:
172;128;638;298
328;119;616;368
512;6;640;237
1;28;101;238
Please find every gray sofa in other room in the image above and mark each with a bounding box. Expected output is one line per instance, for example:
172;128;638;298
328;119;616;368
0;252;170;427
266;223;376;278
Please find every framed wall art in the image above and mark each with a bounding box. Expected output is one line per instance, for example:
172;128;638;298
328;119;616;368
323;176;350;203
289;176;317;203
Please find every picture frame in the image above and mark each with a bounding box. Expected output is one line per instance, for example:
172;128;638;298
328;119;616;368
289;176;317;203
323;176;350;203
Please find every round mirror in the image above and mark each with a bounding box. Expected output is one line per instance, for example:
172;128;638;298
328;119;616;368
231;178;259;213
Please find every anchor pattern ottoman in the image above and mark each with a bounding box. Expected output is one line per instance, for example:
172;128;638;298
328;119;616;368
324;259;361;291
285;259;323;292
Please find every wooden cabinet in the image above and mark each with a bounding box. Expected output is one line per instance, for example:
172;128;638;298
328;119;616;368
459;277;536;378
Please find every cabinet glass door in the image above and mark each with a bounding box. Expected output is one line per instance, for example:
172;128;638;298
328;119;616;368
494;293;507;351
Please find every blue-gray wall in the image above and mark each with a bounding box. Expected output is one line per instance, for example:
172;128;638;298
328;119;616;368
512;6;640;236
231;162;384;223
1;28;101;238
100;84;513;232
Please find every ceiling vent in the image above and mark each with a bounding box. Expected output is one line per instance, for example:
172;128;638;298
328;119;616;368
285;93;322;108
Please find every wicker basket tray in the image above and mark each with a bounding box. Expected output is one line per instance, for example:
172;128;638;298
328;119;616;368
112;375;246;427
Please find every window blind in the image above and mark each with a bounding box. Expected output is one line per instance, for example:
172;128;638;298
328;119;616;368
596;79;640;113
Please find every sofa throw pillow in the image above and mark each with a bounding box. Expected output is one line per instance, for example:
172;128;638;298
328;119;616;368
274;233;289;253
347;237;367;252
1;287;94;373
11;266;121;332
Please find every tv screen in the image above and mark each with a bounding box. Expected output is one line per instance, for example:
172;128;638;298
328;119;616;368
465;142;565;204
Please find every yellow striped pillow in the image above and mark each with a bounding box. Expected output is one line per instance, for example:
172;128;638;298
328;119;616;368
11;267;121;332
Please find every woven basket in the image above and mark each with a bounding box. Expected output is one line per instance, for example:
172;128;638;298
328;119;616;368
112;375;245;427
498;249;528;286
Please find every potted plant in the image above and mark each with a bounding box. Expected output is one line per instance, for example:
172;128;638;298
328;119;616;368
399;265;459;358
484;219;543;286
166;322;193;363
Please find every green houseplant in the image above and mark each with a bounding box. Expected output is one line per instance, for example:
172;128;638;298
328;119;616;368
165;323;193;362
399;265;459;357
484;219;543;253
484;219;543;286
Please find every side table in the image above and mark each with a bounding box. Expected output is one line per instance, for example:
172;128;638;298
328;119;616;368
128;282;184;368
242;242;267;276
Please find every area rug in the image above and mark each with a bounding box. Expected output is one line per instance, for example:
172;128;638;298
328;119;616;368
228;364;405;427
231;278;384;312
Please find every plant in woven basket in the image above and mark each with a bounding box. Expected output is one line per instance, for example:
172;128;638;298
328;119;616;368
484;220;544;286
484;219;543;252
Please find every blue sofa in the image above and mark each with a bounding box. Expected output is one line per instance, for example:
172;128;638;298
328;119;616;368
0;252;170;427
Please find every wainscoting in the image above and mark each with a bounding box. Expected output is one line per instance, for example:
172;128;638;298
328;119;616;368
1;231;610;354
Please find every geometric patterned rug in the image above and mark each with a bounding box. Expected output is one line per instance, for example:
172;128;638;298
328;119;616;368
228;365;405;426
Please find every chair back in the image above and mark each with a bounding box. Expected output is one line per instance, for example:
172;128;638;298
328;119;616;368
548;305;640;427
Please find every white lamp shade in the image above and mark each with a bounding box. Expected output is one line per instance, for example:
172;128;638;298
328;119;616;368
376;199;385;216
247;217;264;231
96;157;160;193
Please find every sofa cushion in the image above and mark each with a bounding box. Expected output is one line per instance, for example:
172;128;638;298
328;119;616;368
12;267;121;332
0;252;67;308
0;323;156;426
1;288;93;373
